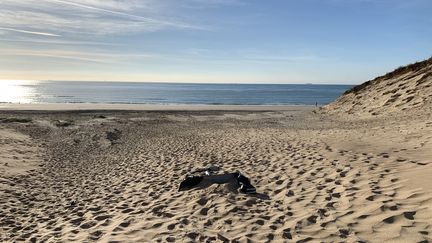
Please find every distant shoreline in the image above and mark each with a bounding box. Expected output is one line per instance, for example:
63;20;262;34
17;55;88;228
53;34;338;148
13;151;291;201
0;81;351;106
0;80;357;85
0;103;316;111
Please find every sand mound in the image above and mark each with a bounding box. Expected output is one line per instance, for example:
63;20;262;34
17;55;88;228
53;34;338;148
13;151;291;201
323;57;432;116
0;128;41;178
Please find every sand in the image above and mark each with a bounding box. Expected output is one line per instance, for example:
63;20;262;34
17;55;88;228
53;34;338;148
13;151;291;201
322;57;432;117
0;106;431;242
0;128;42;192
0;103;314;111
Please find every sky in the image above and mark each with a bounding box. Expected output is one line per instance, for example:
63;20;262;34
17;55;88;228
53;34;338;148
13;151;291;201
0;0;431;84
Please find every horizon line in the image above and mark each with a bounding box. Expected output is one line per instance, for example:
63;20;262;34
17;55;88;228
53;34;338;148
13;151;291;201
0;79;358;86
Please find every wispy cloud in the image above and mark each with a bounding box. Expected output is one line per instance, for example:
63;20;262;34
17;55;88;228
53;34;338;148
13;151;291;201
174;0;244;8
47;0;198;29
0;48;156;64
0;0;200;38
0;45;320;67
0;38;122;46
0;27;61;37
178;48;321;64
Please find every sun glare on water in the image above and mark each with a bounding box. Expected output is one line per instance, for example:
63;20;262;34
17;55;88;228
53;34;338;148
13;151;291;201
0;80;37;103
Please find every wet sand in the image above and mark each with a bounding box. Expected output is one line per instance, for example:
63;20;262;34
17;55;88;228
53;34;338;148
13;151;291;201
0;103;314;111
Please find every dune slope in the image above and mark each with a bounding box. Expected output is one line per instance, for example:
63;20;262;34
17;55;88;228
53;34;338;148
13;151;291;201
323;57;432;116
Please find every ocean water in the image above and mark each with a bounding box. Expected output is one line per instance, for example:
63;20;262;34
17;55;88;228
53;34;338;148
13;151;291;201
0;81;352;105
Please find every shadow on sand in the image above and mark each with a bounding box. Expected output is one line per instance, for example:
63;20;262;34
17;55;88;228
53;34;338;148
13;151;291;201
184;179;271;201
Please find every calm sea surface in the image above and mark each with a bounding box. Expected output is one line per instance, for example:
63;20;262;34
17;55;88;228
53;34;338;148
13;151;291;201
0;81;353;105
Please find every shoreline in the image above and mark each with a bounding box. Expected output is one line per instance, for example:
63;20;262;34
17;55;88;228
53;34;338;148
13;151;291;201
0;103;315;111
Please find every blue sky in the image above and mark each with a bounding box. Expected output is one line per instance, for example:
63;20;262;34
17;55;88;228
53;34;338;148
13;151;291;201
0;0;431;84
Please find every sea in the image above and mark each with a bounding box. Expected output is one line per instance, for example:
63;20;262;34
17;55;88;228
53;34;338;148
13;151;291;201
0;81;353;105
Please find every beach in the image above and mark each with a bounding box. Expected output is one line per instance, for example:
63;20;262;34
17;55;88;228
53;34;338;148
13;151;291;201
1;104;431;242
2;0;431;241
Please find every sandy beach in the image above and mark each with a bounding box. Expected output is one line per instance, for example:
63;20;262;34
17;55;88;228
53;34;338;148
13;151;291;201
2;0;431;241
1;102;431;242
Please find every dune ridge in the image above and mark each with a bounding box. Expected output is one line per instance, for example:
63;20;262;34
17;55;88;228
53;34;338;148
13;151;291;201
322;57;432;116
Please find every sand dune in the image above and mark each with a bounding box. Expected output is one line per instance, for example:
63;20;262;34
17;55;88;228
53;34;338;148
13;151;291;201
322;57;432;117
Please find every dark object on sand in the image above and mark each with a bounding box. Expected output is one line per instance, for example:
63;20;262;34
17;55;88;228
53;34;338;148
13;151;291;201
178;170;256;194
0;117;32;123
106;129;122;144
179;176;203;191
55;119;73;127
235;173;257;194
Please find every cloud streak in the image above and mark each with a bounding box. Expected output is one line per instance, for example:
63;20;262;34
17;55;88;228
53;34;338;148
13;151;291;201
46;0;198;29
0;45;319;67
0;48;156;64
0;0;200;38
0;38;122;46
0;27;61;37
